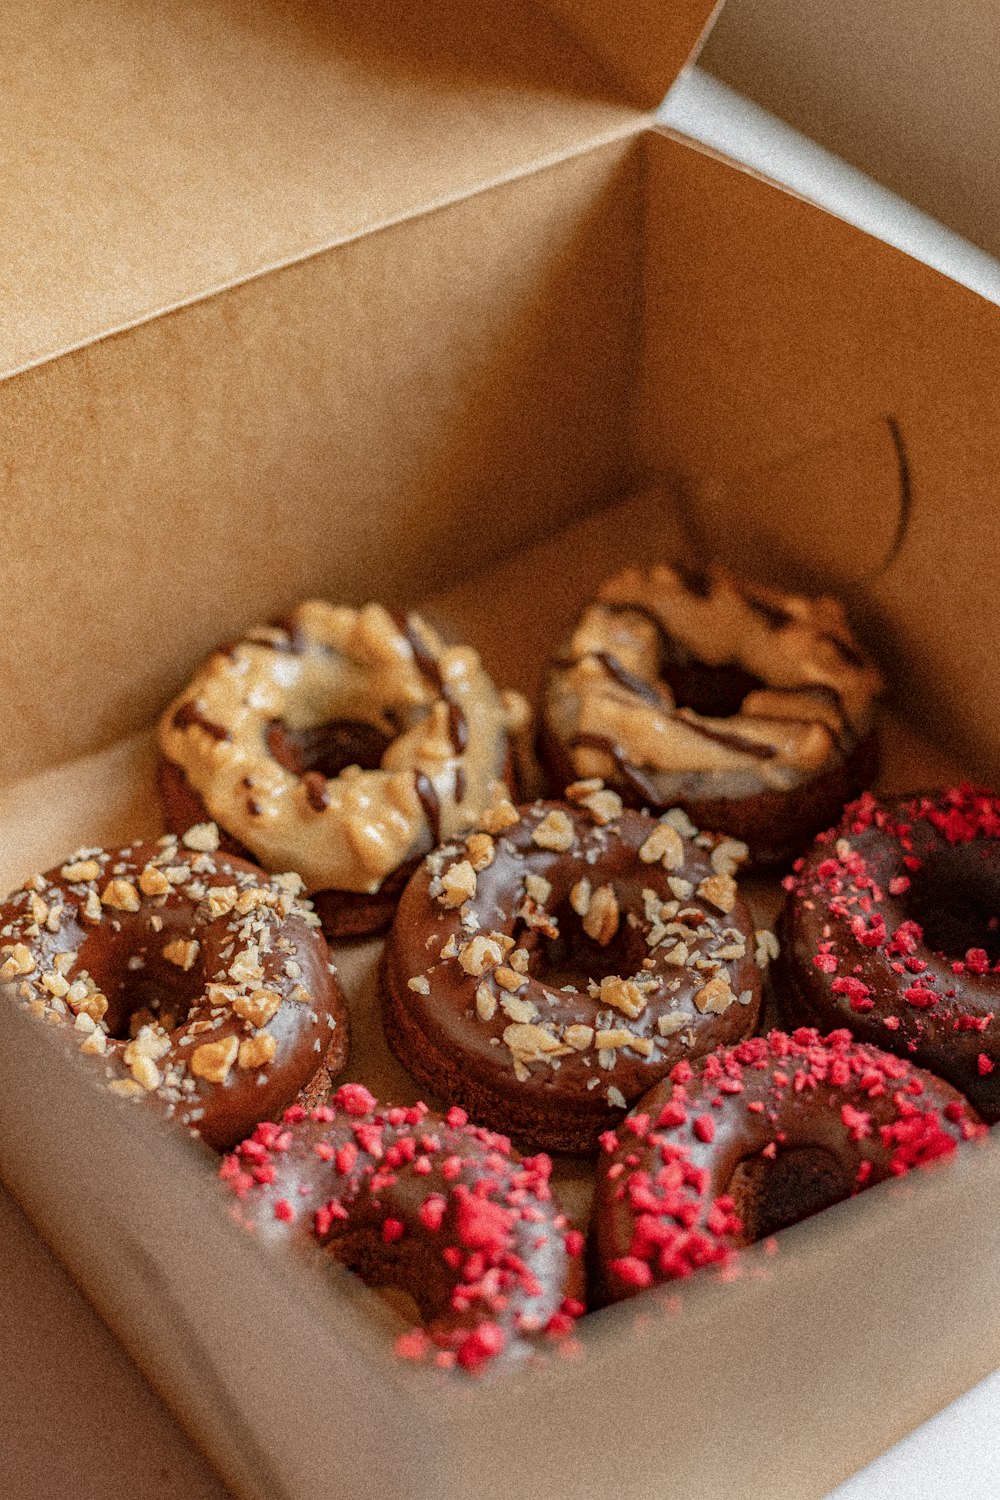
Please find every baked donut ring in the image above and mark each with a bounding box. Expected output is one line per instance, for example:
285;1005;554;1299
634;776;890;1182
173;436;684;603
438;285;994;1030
0;830;347;1150
158;602;526;939
777;786;1000;1121
221;1084;585;1371
540;564;882;866
593;1028;983;1303
382;787;769;1154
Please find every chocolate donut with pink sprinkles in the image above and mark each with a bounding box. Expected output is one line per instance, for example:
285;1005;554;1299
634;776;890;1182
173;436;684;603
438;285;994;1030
592;1028;983;1304
777;787;1000;1120
221;1083;585;1371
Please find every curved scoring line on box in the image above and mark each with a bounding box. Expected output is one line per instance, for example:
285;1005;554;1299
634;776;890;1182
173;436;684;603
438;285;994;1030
880;414;913;576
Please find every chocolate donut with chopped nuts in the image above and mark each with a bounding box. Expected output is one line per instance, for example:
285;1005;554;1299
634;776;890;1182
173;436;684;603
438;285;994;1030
540;564;881;866
221;1084;585;1373
592;1028;983;1304
382;785;769;1154
158;601;526;938
0;828;347;1150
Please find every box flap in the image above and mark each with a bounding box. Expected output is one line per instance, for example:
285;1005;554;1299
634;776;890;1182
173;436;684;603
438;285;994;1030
2;0;645;378
541;0;724;110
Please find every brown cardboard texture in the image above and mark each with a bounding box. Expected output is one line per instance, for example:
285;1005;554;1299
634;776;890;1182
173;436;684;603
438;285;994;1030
2;7;1000;1499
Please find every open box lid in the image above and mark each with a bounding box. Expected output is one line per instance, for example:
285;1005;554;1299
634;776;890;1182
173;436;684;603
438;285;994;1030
2;0;718;379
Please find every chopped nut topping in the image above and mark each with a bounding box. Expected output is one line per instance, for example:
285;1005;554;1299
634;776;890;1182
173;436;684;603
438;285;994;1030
101;878;141;912
82;889;103;923
0;944;35;981
439;859;477;908
162;938;200;971
563;1023;594;1051
638;822;685;870
138;864;171;897
475;984;497;1022
594;1027;634;1049
565;777;605;802
61;859;101;883
580;788;624;825
109;1079;146;1099
495;966;527;993
582;883;620;945
693;974;735;1014
630;1036;654;1057
204;885;239;919
664;941;689;967
123;1026;171;1064
667;876;693;900
755;929;780;967
607;1086;627;1109
465;833;495;872
531;810;575;852
41;971;70;998
233;988;282;1027
190;1034;239;1083
407;975;431;996
569;877;592;917
657;1012;687;1036
500;995;538;1023
599;975;646;1019
238;1031;278;1069
128;1055;162;1092
182;822;221;852
479;798;519;834
508;947;530;974
458;935;505;977
80;1029;107;1056
503;1022;569;1064
696;873;737;914
663;807;698;839
711;838;750;877
524;872;552;907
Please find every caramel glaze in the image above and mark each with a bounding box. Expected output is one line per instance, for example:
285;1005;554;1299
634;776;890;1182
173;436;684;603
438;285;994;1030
382;801;766;1155
0;839;347;1151
221;1086;585;1371
593;1028;983;1304
777;787;1000;1121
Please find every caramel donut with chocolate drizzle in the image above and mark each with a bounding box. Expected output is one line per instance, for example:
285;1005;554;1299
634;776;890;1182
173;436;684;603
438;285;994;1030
540;564;882;867
0;829;347;1150
221;1084;585;1372
592;1028;983;1304
382;787;769;1155
158;601;526;938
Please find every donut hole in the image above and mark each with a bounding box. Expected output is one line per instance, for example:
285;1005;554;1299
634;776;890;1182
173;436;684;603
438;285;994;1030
76;926;209;1040
901;843;1000;965
725;1146;854;1243
658;658;768;720
520;894;649;990
265;718;395;779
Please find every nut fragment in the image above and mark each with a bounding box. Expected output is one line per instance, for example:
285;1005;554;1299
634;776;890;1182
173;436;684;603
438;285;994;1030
478;797;519;835
531;810;575;853
638;822;685;870
657;1012;686;1037
0;944;35;981
599;974;646;1019
503;1022;568;1064
61;859;101;883
475;984;497;1022
696;873;737;914
407;975;431;996
191;1034;239;1083
500;995;538;1023
582;884;620;946
563;1023;595;1051
594;1028;634;1050
693;974;735;1014
139;864;171;897
233;988;283;1027
162;938;200;971
182;822;221;852
495;966;527;993
238;1032;278;1069
524;873;552;907
465;833;495;872
458;935;505;977
439;860;477;908
580;788;624;825
711;838;750;877
101;878;141;912
569;878;592;917
755;929;780;967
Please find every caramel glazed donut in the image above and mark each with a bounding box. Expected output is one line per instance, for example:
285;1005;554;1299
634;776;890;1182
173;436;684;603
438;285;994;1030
0;827;347;1150
221;1083;586;1372
158;601;527;938
592;1028;984;1305
540;564;882;867
777;785;1000;1122
383;782;774;1155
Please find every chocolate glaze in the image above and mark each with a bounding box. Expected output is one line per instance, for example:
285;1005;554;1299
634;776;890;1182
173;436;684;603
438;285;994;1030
777;787;1000;1121
383;802;763;1155
0;842;348;1151
593;1028;982;1303
172;702;231;742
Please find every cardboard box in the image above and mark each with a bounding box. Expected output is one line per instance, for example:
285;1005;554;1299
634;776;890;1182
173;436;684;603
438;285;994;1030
3;2;1000;1497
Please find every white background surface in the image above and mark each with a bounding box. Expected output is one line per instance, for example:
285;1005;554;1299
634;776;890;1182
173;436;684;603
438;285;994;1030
3;58;1000;1500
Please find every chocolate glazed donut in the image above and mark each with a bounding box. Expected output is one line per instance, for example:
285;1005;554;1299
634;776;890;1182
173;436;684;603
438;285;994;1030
221;1084;585;1372
0;831;347;1150
382;786;771;1154
158;601;526;939
592;1028;983;1304
540;564;882;867
777;786;1000;1121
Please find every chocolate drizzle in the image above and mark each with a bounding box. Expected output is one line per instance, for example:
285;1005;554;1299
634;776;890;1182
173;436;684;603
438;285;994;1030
594;652;667;710
414;772;442;844
393;611;469;759
172;702;231;742
572;733;665;806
